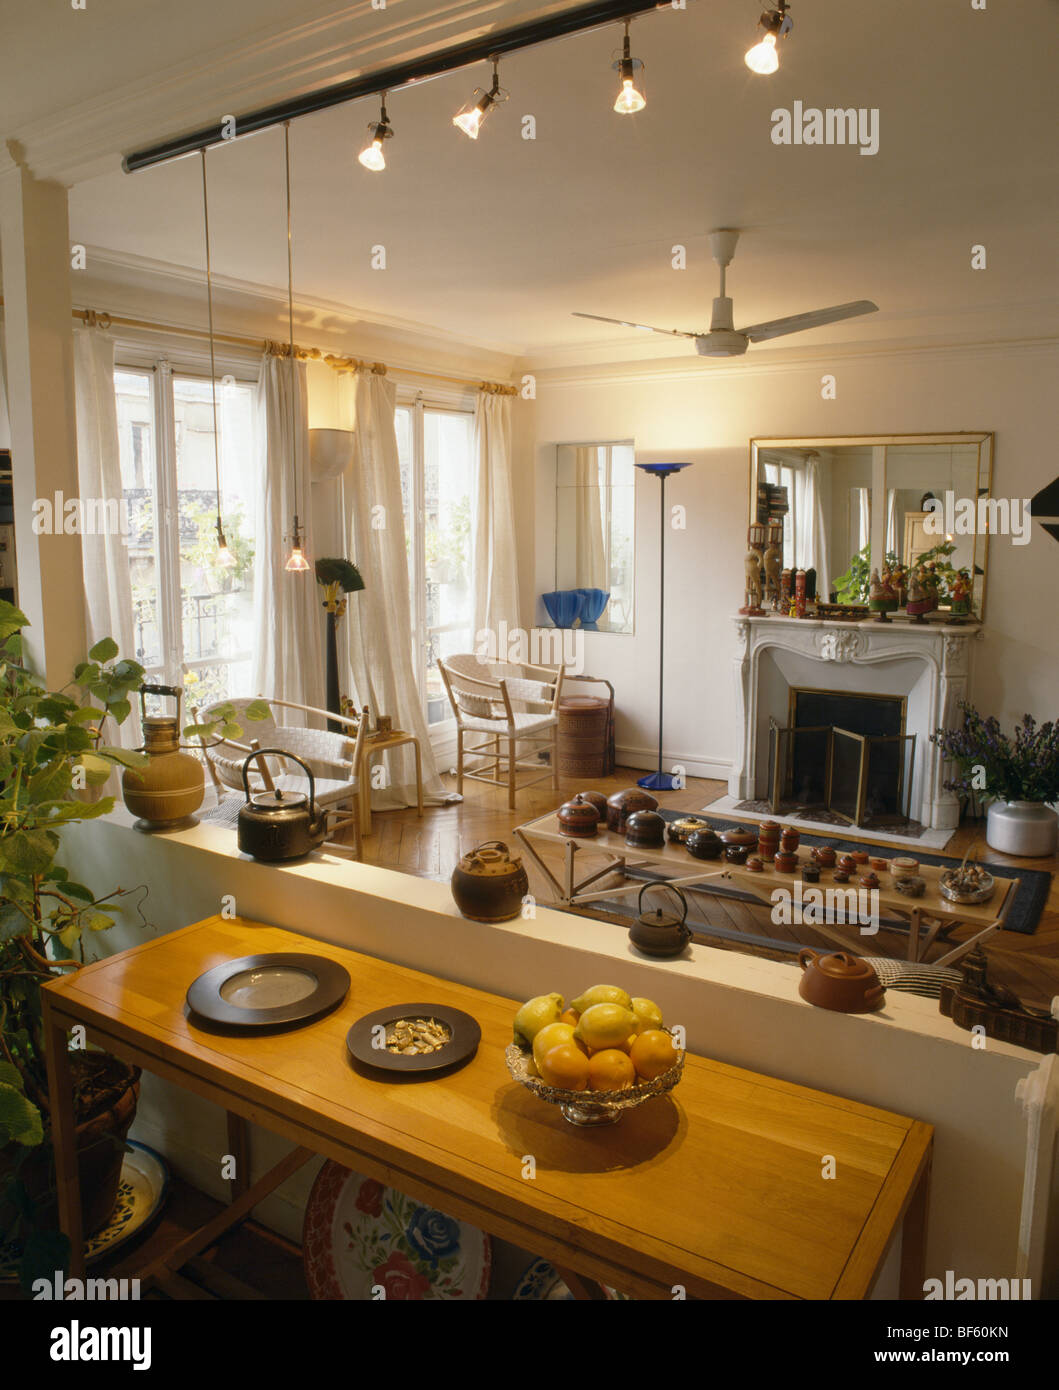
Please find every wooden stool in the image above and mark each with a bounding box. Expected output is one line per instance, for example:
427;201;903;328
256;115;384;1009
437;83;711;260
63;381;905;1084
356;730;424;836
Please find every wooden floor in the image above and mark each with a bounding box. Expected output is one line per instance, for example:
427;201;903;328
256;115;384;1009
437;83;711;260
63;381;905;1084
354;767;1059;1010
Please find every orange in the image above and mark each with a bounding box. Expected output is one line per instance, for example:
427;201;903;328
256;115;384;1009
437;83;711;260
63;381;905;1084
538;1042;590;1091
629;1029;680;1081
559;1009;580;1027
587;1049;636;1092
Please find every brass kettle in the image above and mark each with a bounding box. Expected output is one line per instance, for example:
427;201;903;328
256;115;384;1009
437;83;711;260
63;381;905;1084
237;749;327;862
629;883;692;959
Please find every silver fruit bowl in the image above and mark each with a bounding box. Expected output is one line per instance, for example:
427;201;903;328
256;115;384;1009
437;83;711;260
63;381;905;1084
505;1039;684;1127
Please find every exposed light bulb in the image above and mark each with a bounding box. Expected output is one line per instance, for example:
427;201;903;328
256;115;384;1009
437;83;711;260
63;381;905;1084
217;537;237;569
614;75;646;114
358;137;386;171
285;544;311;573
453;98;490;139
745;31;779;74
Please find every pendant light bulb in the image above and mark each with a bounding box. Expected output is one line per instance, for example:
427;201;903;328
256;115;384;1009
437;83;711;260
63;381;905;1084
453;57;504;139
285;517;310;573
745;4;791;75
613;23;646;114
216;520;237;569
358;97;393;171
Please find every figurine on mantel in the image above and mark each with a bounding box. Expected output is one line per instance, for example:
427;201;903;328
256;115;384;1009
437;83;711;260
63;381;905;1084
740;529;766;615
794;568;807;618
905;564;937;622
948;567;972;622
763;525;783;610
779;567;792;615
869;567;899;622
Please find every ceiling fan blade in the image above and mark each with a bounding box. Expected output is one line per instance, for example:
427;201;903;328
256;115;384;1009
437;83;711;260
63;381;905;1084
739;300;879;343
572;312;699;338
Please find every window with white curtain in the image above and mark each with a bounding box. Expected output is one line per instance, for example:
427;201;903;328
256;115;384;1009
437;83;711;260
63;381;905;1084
395;397;475;726
113;360;258;710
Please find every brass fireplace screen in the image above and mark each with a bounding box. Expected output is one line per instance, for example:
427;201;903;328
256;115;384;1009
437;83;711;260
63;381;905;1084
767;718;916;827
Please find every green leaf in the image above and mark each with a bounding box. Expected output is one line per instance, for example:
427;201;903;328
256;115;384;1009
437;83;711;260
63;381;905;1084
0;829;59;875
0;600;29;645
0;1081;43;1147
76;752;114;786
0;1061;23;1090
95;745;150;769
60;881;96;903
0;708;20;737
245;699;272;722
86;912;115;932
29;758;72;802
57;921;80;950
105;698;131;725
68;705;104;724
88;637;119;663
111;659;145;682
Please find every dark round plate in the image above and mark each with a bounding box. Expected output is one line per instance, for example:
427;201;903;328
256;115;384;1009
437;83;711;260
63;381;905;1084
186;952;350;1029
346;1003;481;1075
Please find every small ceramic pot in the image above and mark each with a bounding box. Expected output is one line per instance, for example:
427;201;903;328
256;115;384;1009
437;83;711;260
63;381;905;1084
721;827;758;849
667;816;709;845
625;809;667;848
894;874;926;898
557;794;600;838
686;828;723;860
811;846;836;868
759;821;782;841
833;869;850;883
745;855;764;873
851;850;870;865
837;853;857;874
774;850;798;872
757;834;780;858
780;829;800;853
725;843;751;865
802;864;821;884
577;790;609;823
859;872;879;890
606;787;659;833
985;800;1059;858
870;857;889;872
798;950;886;1014
451;841;529;923
891;856;919;880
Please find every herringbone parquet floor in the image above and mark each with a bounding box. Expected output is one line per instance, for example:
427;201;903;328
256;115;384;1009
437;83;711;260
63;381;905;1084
353;767;1059;1010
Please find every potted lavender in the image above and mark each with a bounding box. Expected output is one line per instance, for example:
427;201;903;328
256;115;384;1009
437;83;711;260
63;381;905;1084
931;702;1059;857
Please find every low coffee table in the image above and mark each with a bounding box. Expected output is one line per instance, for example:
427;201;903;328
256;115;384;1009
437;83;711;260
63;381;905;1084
513;812;1018;967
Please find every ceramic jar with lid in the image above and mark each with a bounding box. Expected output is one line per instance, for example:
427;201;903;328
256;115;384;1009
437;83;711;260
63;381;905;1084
811;846;836;869
891;856;919;880
576;790;609;823
724;843;751;865
122;684;204;829
780;828;800;853
721;827;758;851
667;816;708;845
859;871;880;890
797;950;885;1013
686;828;723;860
625;809;666;848
606;787;659;833
837;853;857;874
557;794;600;838
774;849;798;872
450;841;529;922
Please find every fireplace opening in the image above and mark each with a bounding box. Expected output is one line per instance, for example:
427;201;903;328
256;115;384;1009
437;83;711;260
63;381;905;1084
766;688;916;827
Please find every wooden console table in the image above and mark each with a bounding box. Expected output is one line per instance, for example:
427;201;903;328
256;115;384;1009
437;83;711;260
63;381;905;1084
514;812;1017;967
43;916;932;1299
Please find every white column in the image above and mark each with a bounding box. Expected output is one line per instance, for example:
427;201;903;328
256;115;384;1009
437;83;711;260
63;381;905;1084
0;146;86;686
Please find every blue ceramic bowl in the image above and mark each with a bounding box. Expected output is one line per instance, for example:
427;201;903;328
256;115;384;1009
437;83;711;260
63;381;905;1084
542;590;585;628
574;588;610;629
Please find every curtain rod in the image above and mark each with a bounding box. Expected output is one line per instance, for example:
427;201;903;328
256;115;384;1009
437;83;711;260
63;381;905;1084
0;297;516;393
123;0;672;171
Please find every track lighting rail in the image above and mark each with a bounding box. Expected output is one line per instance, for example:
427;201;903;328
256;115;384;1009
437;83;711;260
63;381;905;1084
123;0;673;172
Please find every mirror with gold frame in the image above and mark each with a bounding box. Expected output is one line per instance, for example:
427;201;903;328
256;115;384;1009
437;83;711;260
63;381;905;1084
748;433;994;619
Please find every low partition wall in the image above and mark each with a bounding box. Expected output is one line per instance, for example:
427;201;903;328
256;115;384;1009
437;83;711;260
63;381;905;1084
61;811;1050;1298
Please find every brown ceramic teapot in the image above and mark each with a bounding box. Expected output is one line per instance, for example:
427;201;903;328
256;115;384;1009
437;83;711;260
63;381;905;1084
450;841;529;922
797;949;885;1014
629;884;692;959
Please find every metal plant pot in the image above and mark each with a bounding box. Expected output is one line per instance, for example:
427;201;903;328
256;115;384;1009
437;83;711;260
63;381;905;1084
985;800;1058;858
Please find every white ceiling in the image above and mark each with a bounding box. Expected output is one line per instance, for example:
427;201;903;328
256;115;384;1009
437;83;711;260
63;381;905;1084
5;0;1058;362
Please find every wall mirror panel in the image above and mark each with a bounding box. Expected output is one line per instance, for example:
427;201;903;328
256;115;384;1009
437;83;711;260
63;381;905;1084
749;434;994;619
553;441;635;634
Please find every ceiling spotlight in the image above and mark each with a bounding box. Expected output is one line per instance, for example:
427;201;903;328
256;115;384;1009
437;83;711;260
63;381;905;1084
453;56;506;139
613;21;646;114
358;94;393;171
745;2;792;75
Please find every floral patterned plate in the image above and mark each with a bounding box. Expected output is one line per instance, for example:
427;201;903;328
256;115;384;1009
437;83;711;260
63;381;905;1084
512;1257;628;1301
0;1141;169;1282
302;1160;491;1300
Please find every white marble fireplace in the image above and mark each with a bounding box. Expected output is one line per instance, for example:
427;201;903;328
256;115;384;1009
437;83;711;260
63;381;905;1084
728;616;981;832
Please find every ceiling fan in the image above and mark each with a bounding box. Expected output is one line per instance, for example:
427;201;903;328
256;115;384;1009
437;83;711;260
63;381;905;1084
573;229;878;358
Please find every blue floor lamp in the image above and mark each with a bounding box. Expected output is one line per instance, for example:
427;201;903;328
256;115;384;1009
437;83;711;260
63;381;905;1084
635;461;693;792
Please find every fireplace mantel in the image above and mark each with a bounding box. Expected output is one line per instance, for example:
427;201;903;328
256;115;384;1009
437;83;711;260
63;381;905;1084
730;615;982;830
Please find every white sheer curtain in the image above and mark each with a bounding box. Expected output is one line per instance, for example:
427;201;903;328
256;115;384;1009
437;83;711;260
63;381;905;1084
471;391;521;641
339;370;445;808
73;326;138;749
885;488;897;558
794;452;830;600
251;351;324;718
574;446;607;589
855;487;871;552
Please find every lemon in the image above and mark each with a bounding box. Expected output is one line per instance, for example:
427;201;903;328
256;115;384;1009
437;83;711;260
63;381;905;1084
571;984;632;1014
630;997;664;1033
532;1022;577;1070
574;1002;638;1051
513;993;564;1047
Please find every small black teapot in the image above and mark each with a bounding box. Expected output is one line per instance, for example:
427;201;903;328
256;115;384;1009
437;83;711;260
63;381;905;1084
628;884;693;959
237;749;328;862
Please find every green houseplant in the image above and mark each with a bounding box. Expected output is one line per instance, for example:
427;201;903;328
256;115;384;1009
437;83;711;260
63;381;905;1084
0;599;151;1288
315;557;365;732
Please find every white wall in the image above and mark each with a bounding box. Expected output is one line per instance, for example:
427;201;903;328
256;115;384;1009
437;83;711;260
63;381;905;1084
529;343;1059;779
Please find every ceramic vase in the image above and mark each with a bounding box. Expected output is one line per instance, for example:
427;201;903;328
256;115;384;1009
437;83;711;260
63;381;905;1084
985;801;1058;858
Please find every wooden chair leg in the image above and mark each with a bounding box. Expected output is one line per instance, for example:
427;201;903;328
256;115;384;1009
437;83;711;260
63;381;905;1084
551;726;559;790
508;736;517;809
456;728;464;794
